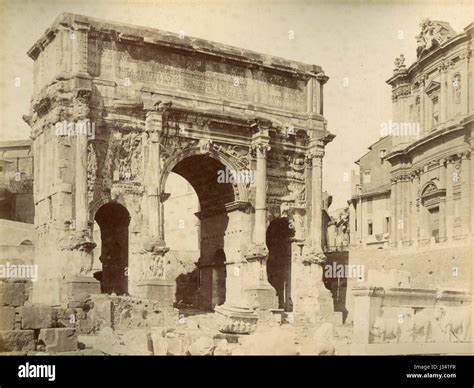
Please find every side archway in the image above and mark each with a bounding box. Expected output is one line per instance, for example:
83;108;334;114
266;218;294;311
94;202;131;295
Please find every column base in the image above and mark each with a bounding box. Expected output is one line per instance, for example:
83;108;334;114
215;304;258;334
136;279;175;307
62;277;101;302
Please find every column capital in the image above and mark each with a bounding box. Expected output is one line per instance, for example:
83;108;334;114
315;72;329;85
307;149;325;159
447;155;457;164
459;52;471;61
72;89;92;120
439;61;451;73
145;101;172;131
146;100;173;114
460;150;471;160
249;117;272;132
307;138;325;160
251;142;271;159
251;128;270;159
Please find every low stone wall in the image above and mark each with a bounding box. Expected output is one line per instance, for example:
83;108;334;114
89;294;179;332
0;278;180;354
327;244;471;323
0;280;77;353
351;285;472;355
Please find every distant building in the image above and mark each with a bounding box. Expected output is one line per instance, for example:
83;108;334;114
386;20;473;248
348;136;392;248
338;21;474;322
0;140;34;223
350;20;473;250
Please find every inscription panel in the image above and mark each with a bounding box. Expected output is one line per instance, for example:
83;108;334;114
88;38;307;112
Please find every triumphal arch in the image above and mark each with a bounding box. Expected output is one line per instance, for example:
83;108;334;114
25;13;335;332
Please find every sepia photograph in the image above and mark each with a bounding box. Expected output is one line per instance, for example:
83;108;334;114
0;0;473;384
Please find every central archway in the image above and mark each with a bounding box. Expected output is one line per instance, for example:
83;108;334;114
163;152;236;311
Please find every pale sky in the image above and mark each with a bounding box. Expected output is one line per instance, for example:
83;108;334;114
1;0;473;208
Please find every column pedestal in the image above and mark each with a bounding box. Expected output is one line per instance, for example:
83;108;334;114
136;279;175;305
62;277;101;302
136;242;174;306
242;243;278;310
293;245;335;325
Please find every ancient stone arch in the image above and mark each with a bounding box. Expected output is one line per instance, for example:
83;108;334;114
25;13;335;331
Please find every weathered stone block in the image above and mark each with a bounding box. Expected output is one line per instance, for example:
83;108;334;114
0;281;26;307
238;326;297;355
166;333;184;355
75;308;86;320
52;307;76;328
0;330;36;352
67;299;89;309
213;339;230;355
21;305;53;329
187;336;215;356
0;307;16;330
14;307;22;329
38;328;77;352
77;318;93;334
89;295;112;331
52;307;66;320
301;323;335;355
77;334;96;349
122;329;153;355
213;332;240;344
136;280;175;307
62;277;100;301
151;332;167;355
95;327;125;355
